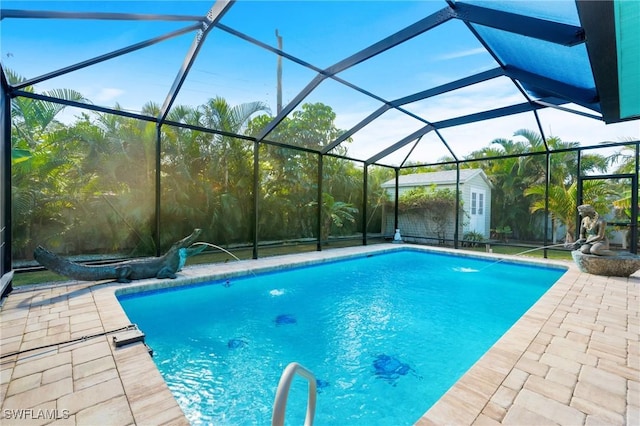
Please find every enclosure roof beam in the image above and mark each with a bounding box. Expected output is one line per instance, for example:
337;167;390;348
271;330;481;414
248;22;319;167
158;0;235;124
220;22;437;147
0;64;8;92
450;2;585;46
322;105;392;155
324;68;503;157
255;6;455;142
218;23;404;115
503;65;599;113
368;99;565;166
12;24;201;90
391;67;504;107
323;7;455;76
255;74;326;141
12;89;157;122
575;0;622;123
0;9;203;21
366;125;435;165
431;98;565;130
400;135;424;168
433;128;458;163
217;23;322;74
532;99;603;121
394;140;639;170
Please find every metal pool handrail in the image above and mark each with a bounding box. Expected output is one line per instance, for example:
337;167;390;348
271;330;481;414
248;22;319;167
272;362;317;426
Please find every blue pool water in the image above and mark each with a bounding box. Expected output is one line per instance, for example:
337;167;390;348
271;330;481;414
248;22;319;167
118;249;565;425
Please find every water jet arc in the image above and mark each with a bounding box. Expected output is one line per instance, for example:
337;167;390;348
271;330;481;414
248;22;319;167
190;242;242;262
189;242;258;279
474;243;569;272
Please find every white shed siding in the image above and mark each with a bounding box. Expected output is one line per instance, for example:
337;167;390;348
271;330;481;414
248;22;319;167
381;169;492;240
463;173;492;236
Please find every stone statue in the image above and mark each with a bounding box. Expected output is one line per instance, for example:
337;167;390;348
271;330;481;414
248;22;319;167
570;205;640;277
572;204;612;256
34;229;205;283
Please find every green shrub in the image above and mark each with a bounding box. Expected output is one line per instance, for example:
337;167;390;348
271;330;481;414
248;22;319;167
462;231;485;247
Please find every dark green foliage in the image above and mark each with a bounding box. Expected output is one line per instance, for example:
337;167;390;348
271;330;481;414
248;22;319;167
462;231;485;247
8;66;633;265
396;185;459;243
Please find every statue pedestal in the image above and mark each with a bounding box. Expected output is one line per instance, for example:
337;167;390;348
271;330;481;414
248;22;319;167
572;250;640;277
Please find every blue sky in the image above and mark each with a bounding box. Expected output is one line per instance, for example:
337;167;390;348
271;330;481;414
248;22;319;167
2;0;638;165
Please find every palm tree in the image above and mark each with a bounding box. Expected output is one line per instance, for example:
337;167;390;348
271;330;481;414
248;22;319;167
157;97;270;245
608;143;638;175
8;69;91;258
465;135;534;238
525;180;614;243
465;129;610;240
607;143;639;248
247;102;359;242
8;69;87;146
365;166;395;233
315;193;358;242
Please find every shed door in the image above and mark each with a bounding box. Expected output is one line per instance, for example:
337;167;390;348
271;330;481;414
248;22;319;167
470;188;486;235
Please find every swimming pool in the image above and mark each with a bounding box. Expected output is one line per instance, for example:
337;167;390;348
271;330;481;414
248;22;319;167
118;248;566;425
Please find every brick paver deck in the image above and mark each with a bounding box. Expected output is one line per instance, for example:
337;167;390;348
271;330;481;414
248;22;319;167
1;245;638;425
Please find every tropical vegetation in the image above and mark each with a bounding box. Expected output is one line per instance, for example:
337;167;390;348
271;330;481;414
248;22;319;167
8;70;636;265
456;129;614;241
395;185;459;244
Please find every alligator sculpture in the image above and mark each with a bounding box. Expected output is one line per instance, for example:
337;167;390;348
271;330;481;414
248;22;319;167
34;229;204;283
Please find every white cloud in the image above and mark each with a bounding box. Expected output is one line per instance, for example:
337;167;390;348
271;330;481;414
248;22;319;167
94;87;125;103
435;47;487;61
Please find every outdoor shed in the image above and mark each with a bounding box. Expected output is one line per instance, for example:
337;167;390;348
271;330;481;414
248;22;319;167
381;169;493;242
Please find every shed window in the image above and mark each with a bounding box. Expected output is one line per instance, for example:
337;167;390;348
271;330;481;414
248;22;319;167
471;192;477;215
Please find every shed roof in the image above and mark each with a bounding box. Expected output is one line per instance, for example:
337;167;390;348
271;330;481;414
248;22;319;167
381;169;493;189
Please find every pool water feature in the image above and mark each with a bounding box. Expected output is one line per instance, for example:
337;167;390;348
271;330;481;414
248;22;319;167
118;249;566;425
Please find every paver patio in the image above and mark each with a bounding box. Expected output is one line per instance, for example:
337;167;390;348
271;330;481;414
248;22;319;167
1;244;638;425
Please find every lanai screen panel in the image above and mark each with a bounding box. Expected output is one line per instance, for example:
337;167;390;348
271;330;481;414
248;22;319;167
160;125;255;252
336;19;492;102
258;144;319;247
42;35;195;117
10;103;158;262
323;157;364;246
168;28;320;124
218;1;444;69
615;0;640;120
460;0;580;24
436;111;544;159
3;0;639;163
1;6;201;114
403;77;525;124
265;78;385;153
536;107;640;148
329;108;428;167
401;132;457;166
